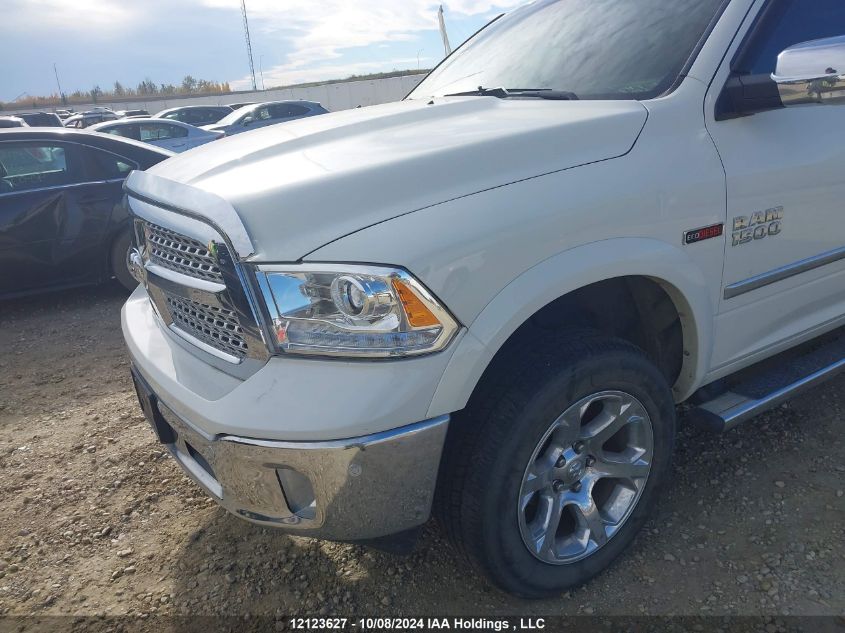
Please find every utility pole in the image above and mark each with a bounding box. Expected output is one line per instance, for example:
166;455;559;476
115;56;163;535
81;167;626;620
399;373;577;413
53;62;66;105
240;0;258;91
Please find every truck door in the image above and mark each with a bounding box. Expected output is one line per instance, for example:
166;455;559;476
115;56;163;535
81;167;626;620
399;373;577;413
704;0;845;371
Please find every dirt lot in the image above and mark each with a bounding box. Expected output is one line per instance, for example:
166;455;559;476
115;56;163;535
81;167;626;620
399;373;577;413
1;285;843;624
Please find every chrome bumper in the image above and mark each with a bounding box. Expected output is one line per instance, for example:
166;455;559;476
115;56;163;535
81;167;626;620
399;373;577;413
137;374;449;540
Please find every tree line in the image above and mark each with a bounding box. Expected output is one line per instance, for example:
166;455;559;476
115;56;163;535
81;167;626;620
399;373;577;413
1;76;232;111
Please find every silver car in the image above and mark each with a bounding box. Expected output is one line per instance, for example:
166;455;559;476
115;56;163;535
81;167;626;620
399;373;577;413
90;118;224;153
0;116;27;128
63;111;119;129
202;100;328;136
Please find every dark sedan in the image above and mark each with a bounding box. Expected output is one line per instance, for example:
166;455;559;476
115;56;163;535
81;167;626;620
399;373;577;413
0;129;172;298
16;112;64;127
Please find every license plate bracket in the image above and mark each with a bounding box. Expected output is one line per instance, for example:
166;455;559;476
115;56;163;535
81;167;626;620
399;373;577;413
130;367;176;444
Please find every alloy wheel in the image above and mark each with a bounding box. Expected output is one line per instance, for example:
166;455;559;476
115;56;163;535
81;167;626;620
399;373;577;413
517;390;654;565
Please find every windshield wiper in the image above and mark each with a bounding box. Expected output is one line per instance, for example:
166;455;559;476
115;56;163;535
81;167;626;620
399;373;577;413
444;86;579;100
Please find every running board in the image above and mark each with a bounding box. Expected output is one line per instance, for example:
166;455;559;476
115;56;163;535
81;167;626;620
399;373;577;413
689;355;845;433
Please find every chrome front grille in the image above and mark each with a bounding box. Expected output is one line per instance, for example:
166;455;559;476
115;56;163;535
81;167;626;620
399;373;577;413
144;222;224;284
128;191;269;375
164;292;249;359
134;218;260;363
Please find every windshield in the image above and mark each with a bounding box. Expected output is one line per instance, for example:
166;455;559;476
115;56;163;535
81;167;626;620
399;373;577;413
409;0;726;101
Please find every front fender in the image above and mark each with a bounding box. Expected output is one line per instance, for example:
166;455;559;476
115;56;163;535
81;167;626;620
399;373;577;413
426;237;714;417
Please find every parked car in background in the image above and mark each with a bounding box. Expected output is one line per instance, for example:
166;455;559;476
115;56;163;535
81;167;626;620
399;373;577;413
153;105;233;126
90;118;223;153
55;109;74;120
0;128;171;297
64;111;119;129
0;117;27;128
203;100;328;136
16;112;63;127
117;109;150;118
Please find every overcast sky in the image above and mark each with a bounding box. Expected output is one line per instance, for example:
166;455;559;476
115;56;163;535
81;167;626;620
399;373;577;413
0;0;523;102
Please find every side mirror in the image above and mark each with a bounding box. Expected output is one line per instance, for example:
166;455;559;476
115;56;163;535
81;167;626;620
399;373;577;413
773;35;845;106
242;116;254;126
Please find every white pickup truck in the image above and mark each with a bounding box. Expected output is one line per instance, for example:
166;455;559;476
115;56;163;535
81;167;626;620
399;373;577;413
122;0;845;598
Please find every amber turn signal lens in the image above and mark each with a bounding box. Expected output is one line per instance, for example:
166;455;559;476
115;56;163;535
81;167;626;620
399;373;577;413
392;279;440;328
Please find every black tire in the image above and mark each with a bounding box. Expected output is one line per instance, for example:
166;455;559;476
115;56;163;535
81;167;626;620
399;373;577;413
437;333;675;598
110;229;138;292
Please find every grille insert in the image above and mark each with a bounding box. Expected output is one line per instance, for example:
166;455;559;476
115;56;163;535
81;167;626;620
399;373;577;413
165;293;248;359
144;222;223;284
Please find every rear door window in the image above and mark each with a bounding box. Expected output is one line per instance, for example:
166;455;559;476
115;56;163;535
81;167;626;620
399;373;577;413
139;122;188;141
188;108;226;124
268;103;310;119
98;124;140;140
84;148;137;181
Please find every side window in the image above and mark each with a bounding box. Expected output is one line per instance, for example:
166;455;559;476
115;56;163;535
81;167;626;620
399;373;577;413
737;0;845;74
100;125;137;140
192;109;221;124
85;148;136;181
268;103;310;119
182;110;200;124
0;143;82;193
162;123;188;138
139;122;187;141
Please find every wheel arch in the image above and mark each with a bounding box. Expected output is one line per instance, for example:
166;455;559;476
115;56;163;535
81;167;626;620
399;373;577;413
427;238;713;417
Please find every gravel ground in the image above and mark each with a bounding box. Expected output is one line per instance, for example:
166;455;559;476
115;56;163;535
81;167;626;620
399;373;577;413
0;285;843;625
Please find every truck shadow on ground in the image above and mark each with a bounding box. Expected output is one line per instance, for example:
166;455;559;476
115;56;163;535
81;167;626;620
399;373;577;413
168;376;843;616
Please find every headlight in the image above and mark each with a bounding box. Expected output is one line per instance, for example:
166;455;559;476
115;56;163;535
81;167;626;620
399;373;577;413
255;264;459;358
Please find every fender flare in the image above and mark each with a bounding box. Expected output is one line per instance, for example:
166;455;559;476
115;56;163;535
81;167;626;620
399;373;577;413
426;237;714;417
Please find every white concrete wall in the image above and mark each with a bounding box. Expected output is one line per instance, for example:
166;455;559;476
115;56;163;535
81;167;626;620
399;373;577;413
8;74;426;116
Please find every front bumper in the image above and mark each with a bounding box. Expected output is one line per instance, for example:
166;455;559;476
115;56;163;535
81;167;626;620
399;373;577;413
132;367;449;540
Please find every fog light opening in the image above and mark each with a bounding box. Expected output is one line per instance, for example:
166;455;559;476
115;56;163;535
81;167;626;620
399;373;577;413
276;468;317;520
185;441;216;481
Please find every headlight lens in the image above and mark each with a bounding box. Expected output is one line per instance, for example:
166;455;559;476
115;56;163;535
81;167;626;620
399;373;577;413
256;264;459;358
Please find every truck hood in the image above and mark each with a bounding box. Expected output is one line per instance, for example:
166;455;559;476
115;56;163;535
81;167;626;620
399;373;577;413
141;97;648;259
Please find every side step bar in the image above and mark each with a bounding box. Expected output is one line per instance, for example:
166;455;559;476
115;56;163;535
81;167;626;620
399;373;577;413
689;357;845;433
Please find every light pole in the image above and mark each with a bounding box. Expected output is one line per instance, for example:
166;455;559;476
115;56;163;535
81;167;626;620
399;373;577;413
259;55;266;90
417;49;424;70
53;62;66;104
240;0;258;91
438;5;452;57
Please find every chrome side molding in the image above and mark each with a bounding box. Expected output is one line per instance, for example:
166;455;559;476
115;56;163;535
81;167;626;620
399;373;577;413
724;245;845;300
